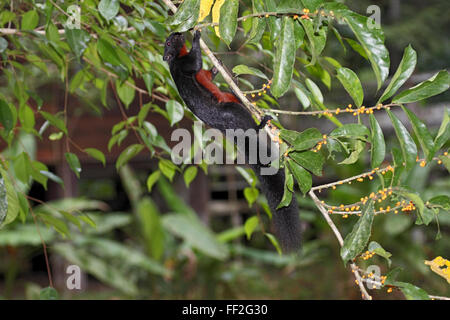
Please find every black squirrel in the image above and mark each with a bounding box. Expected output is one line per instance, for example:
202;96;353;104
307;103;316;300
163;31;301;253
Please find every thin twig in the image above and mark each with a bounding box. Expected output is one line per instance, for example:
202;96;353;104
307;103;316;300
309;190;372;300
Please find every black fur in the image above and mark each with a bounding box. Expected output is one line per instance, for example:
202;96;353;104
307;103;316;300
164;31;301;253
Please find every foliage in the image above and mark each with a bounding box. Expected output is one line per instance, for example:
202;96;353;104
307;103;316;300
0;0;448;299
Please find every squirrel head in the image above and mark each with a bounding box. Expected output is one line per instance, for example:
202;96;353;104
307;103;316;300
163;32;185;62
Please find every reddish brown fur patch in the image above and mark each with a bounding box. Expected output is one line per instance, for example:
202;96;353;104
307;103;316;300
195;69;239;103
178;44;188;57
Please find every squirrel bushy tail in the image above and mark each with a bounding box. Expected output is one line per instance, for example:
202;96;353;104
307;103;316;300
250;164;302;253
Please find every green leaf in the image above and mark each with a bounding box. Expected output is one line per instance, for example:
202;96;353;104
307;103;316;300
183;166;197;187
294;86;311;109
244;187;259;207
369;114;385;168
330;124;370;140
232;65;268;80
84;148;106;166
40;171;64;187
432;108;449;156
65;28;91;60
395;189;425;225
387;109;417;170
248;0;266;44
378;45;417;103
368;241;392;266
115;79;135;108
39;111;67;134
65;152;82;178
341;11;390;90
116;144;144;170
143;73;155;94
276;167;293;209
287;158;312;194
219;0;239;46
305;78;323;104
137;197;165;260
97;36;123;67
0;99;14;135
289;151;324;177
336;67;364;107
339;140;365;165
165;100;184;126
146;171;161;192
395;282;430;300
0;37;8;53
158;158;177;182
428;195;450;210
280;127;322;151
14;152;32;184
265;233;282;255
162;214;229;260
0;167;20;227
344;38;367;59
392;70;450;104
340;200;374;264
98;0;120;21
300;18;327;66
244;216;259;240
21;10;39;31
402;107;434;161
271;16;295;98
39;287;59;300
169;0;199;25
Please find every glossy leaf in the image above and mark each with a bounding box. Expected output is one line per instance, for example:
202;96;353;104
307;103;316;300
0;99;14;135
165;100;184;126
232;65;268;80
393;70;450;104
342;11;390;90
369;114;385;168
271;16;295;98
287;158;312;195
0;167;20;227
183;166;198;187
170;0;200;26
116;79;135;108
248;0;266;44
396;282;430;300
378;45;417;103
289;151;324;177
276;167;294;209
219;0;239;46
116;144;144;170
99;0;119;21
147;171;161;192
84;148;106;166
387;110;417;170
280;127;322;151
402;107;434;161
244;216;259;240
368;241;392;266
65;152;82;178
340;200;374;264
336;67;364;107
330;123;370;139
65;28;91;59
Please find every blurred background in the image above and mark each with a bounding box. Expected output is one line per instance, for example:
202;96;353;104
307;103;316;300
0;0;449;299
